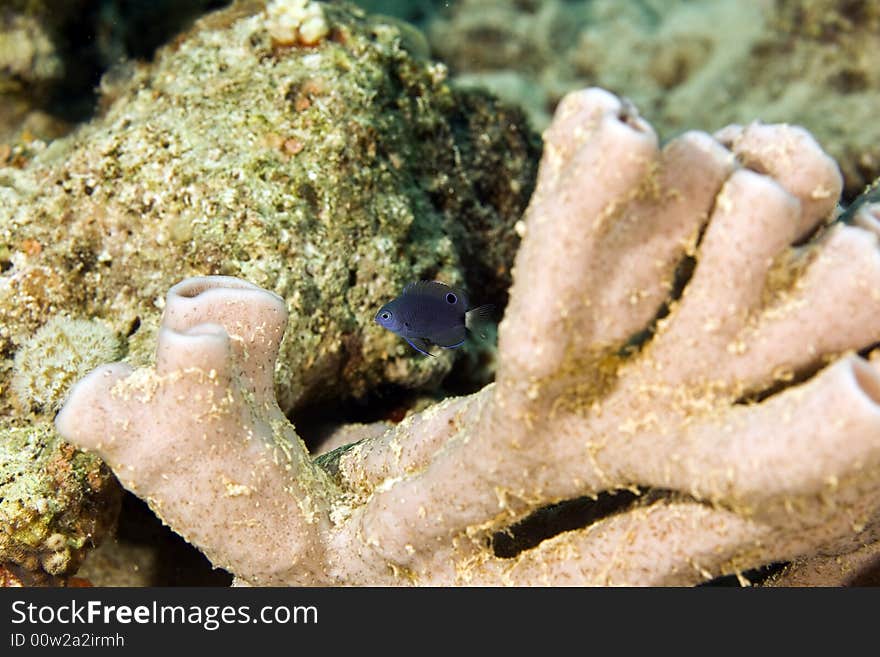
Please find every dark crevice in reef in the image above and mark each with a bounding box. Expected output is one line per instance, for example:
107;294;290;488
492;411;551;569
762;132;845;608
440;348;497;396
734;337;880;406
292;383;440;453
848;558;880;586
81;491;232;586
733;361;826;406
22;1;235;127
491;490;794;586
838;176;880;225
620;252;698;356
699;562;788;587
622;185;728;358
491;488;647;558
295;354;496;455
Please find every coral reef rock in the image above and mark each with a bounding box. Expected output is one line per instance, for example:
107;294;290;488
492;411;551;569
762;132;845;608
0;0;538;582
0;0;85;142
58;87;880;585
0;0;236;143
0;0;538;422
429;0;880;199
0;422;120;581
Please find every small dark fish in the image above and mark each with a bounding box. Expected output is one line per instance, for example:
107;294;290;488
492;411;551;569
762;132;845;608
838;176;880;225
374;281;494;357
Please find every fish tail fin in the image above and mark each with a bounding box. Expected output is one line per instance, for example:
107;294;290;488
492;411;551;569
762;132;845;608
465;304;496;341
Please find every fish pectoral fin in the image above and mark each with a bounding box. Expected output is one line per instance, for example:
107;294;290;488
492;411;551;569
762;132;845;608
432;325;467;349
405;337;435;357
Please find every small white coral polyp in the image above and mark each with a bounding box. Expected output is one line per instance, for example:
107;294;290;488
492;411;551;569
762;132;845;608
12;316;121;412
265;0;330;47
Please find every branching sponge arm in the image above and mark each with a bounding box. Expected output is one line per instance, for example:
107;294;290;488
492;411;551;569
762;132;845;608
57;87;880;586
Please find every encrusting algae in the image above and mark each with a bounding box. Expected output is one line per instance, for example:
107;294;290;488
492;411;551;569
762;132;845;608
0;422;120;584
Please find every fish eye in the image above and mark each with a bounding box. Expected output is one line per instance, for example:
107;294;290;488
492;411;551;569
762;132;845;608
446;293;457;304
381;311;391;320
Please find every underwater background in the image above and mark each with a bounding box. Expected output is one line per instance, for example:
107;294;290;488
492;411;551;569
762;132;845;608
4;0;878;200
2;0;879;587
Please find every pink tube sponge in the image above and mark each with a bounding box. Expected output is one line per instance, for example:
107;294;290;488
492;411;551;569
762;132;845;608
57;276;337;585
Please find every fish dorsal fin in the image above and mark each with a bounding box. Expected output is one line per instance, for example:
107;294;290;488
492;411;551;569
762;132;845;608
402;281;468;308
